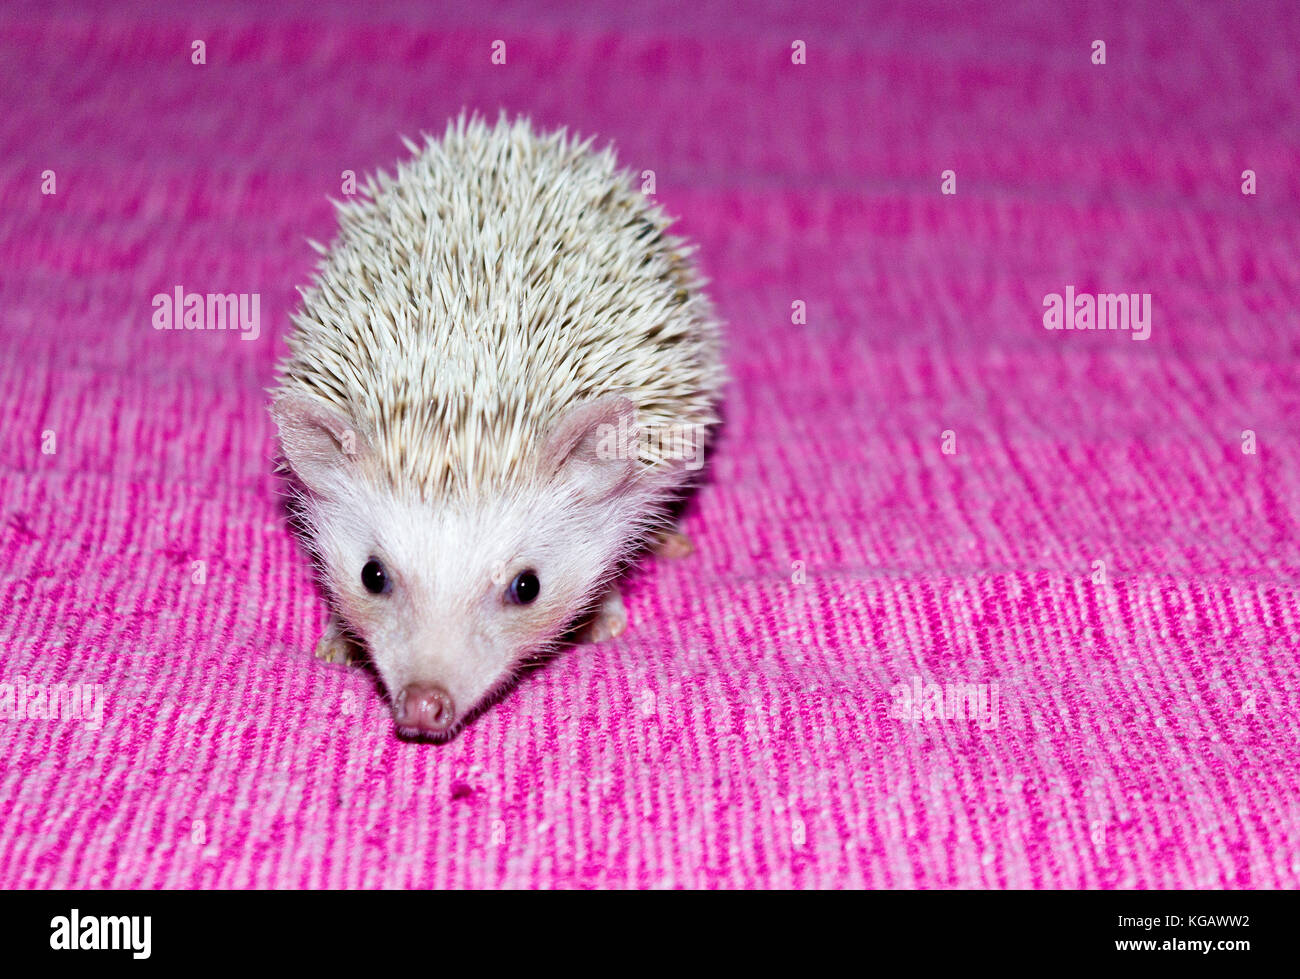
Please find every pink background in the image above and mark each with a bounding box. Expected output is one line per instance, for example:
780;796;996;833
1;0;1298;887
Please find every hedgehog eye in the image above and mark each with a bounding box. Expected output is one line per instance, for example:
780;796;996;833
361;558;390;595
506;570;540;606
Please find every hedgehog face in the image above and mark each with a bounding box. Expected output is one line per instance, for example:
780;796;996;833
274;393;656;740
313;481;637;740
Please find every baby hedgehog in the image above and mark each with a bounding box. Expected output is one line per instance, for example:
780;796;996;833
271;113;723;741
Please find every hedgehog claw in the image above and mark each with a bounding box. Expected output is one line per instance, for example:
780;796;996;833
315;617;362;665
654;529;694;559
576;589;627;644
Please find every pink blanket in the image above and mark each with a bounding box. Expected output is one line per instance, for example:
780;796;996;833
2;0;1297;888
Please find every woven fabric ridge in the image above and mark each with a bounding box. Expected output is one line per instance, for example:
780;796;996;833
1;0;1298;888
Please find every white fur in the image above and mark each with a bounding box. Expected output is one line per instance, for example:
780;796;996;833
298;447;675;729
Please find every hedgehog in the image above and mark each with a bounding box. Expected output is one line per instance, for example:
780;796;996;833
270;112;724;741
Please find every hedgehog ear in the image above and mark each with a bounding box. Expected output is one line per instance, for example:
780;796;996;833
540;395;639;501
271;392;368;495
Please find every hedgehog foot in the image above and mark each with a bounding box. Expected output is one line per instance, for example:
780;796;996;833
654;529;694;560
576;588;627;644
315;615;362;665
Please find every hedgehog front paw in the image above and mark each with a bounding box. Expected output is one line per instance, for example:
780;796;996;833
314;616;361;665
576;589;627;644
654;529;694;560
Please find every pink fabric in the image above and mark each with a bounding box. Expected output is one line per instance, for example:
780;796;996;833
2;0;1298;888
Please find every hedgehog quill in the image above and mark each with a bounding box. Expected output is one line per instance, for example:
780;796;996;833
271;114;724;740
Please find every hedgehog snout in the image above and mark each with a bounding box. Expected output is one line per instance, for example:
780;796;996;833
394;683;456;737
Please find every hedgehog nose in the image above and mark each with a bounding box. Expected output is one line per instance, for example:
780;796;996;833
396;684;455;735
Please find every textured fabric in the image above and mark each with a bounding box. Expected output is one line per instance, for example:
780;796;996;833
2;0;1298;889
